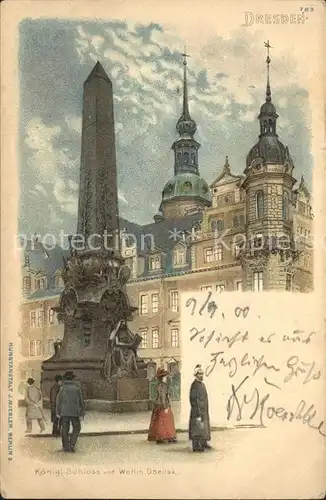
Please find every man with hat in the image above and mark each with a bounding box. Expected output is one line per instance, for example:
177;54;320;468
148;367;177;444
188;364;212;452
25;378;46;434
49;374;63;436
56;371;85;452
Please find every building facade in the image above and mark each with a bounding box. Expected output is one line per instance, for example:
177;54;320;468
19;50;313;385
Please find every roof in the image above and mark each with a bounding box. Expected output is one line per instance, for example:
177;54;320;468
211;157;242;187
84;61;111;84
21;213;204;298
161;173;212;204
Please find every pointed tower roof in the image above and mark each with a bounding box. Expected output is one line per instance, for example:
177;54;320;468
85;61;111;84
211;156;242;187
246;41;293;169
258;41;278;120
176;49;197;137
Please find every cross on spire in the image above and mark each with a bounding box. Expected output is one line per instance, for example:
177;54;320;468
182;45;190;66
264;40;273;102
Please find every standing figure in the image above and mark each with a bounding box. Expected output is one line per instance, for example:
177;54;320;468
148;367;177;444
49;374;63;436
25;378;46;434
189;365;212;452
56;371;85;453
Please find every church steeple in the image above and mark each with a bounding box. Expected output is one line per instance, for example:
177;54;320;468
158;49;211;220
258;40;279;137
172;49;200;175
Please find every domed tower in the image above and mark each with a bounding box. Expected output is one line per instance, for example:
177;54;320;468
158;51;211;219
239;41;299;291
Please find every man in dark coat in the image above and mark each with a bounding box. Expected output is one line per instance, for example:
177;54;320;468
49;374;62;436
188;364;212;452
56;371;85;452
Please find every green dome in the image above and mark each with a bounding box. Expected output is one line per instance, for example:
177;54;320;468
162;173;212;204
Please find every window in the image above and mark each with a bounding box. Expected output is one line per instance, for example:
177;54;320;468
24;254;30;267
149;256;161;270
152;328;159;349
201;285;212;292
236;281;243;291
151;293;159;314
234;243;242;258
204;248;213;263
184;152;189;164
23;276;31;295
177;152;181;164
55;276;62;287
37;309;44;328
83;323;92;347
30;311;36;328
211;219;224;232
214;244;223;261
233;214;245;227
171;328;179;347
47;338;54;355
216;284;225;293
170;291;179;312
139;329;148;349
35;278;45;291
253;233;263;248
191;152;196;164
286;273;292;291
173;248;186;266
29;340;41;357
140;294;148;315
282;192;289;220
48;308;54;324
256;191;264;219
253;271;263;291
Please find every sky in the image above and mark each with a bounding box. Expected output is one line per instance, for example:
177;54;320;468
19;17;313;237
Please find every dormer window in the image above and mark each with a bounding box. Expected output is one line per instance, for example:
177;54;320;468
173;247;186;266
149;255;161;271
35;278;46;290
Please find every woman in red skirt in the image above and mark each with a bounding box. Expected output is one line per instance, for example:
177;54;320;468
148;367;177;444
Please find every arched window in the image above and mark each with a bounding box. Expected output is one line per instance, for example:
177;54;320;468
263;120;268;133
184;152;189;164
177;152;181;164
268;119;273;133
191;152;196;164
282;192;289;220
256;191;264;219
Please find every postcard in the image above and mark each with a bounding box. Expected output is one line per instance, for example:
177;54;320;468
1;0;325;498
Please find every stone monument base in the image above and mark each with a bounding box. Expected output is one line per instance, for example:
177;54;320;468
41;359;151;413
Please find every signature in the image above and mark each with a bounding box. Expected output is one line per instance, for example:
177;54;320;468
226;376;325;437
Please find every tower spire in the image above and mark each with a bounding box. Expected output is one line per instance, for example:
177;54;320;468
181;45;191;119
264;40;272;102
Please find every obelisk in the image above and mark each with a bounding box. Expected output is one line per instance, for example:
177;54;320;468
41;62;149;412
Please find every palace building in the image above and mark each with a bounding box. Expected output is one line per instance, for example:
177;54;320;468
19;49;313;387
